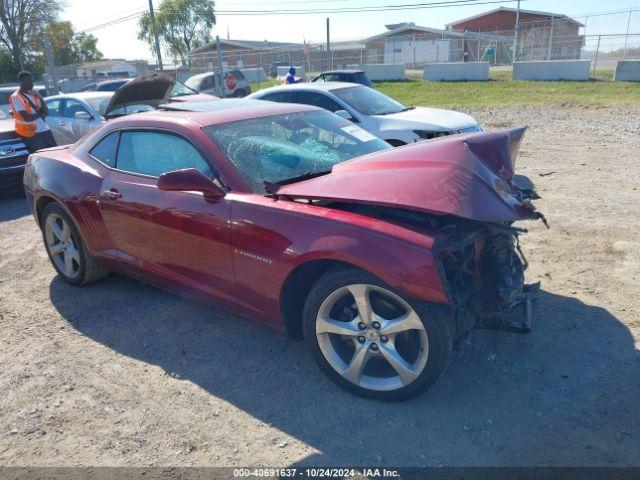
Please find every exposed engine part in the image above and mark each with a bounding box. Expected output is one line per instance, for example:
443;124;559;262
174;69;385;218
325;201;540;339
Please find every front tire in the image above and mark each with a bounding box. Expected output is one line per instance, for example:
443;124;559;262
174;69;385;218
41;202;109;286
303;268;452;401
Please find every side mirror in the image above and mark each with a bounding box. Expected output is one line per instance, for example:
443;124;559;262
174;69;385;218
75;111;93;120
335;109;354;121
157;168;225;200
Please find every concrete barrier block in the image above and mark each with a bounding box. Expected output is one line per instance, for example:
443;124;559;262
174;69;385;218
347;64;406;81
614;61;640;82
423;62;490;81
277;66;305;79
241;68;267;83
513;60;591;81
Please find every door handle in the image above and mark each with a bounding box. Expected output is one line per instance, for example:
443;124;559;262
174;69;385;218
59;121;67;126
101;188;122;200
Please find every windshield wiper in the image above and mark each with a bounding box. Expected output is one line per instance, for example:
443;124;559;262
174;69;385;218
263;170;332;195
376;106;413;116
278;170;332;185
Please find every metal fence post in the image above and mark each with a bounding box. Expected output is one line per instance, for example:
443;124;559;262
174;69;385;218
592;35;601;75
215;36;224;97
623;8;632;58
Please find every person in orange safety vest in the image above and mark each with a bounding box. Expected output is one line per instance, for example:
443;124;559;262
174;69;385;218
9;71;57;153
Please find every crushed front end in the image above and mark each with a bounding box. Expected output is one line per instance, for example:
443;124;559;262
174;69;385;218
435;219;540;338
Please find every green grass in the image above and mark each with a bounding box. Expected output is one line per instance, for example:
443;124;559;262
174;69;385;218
250;69;639;108
375;69;639;108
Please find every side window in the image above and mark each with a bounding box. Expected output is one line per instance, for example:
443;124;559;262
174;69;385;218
261;91;293;103
45;99;62;117
325;74;341;82
116;131;213;178
313;75;326;83
294;92;343;112
63;99;90;118
90;132;119;167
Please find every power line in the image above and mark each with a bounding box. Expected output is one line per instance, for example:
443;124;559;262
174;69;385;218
199;0;521;15
77;0;520;32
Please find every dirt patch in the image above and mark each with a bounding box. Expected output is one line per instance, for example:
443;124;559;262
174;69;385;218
0;105;638;467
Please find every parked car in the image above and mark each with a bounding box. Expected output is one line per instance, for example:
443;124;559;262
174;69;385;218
184;70;251;98
44;74;217;144
0;109;29;191
80;78;130;92
0;84;48;116
249;82;480;146
24;99;543;400
312;70;372;87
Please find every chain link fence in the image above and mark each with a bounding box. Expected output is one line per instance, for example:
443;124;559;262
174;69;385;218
171;18;640;85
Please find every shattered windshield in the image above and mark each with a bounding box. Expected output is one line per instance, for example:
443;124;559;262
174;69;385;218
204;110;391;192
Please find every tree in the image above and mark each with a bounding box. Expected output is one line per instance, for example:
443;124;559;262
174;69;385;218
138;0;215;64
0;0;61;71
74;32;103;63
38;22;103;65
43;21;76;66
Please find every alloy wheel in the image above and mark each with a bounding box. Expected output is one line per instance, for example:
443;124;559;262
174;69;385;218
315;284;429;392
45;213;81;279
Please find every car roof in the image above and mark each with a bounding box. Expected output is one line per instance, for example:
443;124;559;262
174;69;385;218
254;81;360;95
319;70;365;75
98;79;129;85
110;98;322;127
46;91;113;101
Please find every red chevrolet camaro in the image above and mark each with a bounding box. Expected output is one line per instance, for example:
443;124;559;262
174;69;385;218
24;99;543;400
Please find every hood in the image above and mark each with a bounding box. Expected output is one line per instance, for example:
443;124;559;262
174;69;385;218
373;106;477;131
104;73;175;118
275;126;543;223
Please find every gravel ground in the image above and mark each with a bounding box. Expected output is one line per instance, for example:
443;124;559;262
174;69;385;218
0;105;639;467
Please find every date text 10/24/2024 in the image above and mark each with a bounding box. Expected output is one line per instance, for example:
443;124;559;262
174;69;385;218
233;468;401;478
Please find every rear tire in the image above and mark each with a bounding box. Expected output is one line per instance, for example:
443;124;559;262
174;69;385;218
41;202;109;286
303;267;452;401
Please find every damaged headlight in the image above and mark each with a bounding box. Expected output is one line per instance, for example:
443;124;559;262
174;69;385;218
413;130;455;140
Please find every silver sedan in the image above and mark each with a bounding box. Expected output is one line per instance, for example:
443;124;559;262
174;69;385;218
44;92;153;145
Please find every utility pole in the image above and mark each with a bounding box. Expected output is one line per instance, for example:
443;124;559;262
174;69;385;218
623;8;632;58
43;33;59;94
148;0;163;70
326;18;331;69
512;0;521;63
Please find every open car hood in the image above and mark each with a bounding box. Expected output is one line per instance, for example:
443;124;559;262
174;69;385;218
275;127;544;223
104;73;175;118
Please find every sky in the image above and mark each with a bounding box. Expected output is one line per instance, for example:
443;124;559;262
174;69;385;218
63;0;640;62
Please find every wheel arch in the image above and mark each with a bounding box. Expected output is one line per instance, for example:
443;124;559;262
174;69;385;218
280;259;368;340
36;194;63;227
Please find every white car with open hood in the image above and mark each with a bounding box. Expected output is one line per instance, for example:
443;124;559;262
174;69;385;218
249;82;481;146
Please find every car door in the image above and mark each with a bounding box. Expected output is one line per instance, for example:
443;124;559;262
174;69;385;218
44;98;74;145
61;98;102;143
96;129;235;302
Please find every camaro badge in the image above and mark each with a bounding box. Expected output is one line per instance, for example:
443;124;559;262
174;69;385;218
234;249;273;264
